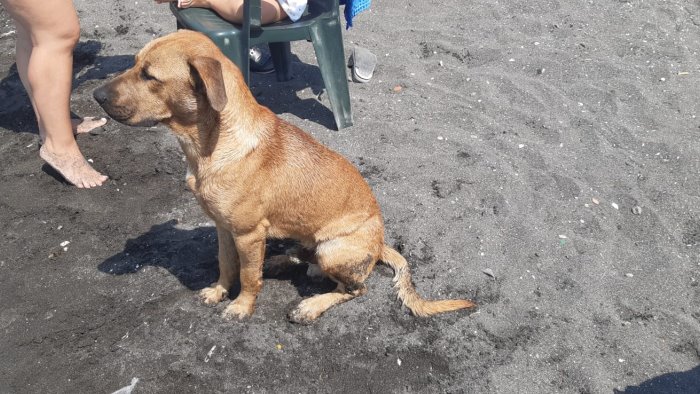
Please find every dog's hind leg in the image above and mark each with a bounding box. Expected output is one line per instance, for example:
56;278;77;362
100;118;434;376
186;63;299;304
288;283;366;324
200;225;239;305
288;232;380;324
222;226;266;319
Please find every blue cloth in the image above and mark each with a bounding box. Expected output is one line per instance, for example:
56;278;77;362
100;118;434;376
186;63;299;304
339;0;371;29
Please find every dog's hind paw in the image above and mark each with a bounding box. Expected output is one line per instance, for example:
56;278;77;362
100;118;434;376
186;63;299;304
288;299;321;324
199;284;228;305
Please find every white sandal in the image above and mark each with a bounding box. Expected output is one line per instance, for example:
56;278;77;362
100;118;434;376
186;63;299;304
348;46;377;83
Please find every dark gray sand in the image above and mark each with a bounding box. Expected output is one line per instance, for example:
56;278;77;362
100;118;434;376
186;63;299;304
1;0;699;392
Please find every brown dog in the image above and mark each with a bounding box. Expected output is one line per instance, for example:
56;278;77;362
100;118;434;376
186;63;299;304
94;30;475;323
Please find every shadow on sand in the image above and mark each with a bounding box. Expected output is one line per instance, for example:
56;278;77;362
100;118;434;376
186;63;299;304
615;365;700;394
1;41;339;132
98;220;335;297
247;51;339;130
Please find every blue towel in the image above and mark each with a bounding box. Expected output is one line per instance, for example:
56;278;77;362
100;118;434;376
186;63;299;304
339;0;371;29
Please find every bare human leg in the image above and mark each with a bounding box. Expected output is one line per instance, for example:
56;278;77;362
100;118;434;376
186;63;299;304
14;23;106;137
2;0;108;188
155;0;287;24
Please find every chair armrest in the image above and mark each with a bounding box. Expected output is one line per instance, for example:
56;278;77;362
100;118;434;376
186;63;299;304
244;0;262;30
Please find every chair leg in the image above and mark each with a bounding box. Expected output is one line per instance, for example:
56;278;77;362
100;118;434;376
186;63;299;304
269;42;293;82
309;19;353;130
214;37;250;85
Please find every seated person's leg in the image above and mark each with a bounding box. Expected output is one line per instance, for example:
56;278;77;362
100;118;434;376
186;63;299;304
158;0;288;24
206;0;287;24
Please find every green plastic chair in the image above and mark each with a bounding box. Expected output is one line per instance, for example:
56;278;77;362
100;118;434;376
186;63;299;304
170;0;353;130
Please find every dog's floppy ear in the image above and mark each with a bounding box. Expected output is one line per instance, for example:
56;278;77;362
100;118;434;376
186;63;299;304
189;56;228;112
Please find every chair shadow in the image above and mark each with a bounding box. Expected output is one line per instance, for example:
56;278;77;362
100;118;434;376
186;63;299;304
98;220;335;298
0;40;134;134
249;54;340;130
615;365;700;393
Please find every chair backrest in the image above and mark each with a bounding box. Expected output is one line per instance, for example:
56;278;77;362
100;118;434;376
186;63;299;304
307;0;340;18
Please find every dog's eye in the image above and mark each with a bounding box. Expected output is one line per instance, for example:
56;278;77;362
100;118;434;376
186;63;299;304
140;69;158;82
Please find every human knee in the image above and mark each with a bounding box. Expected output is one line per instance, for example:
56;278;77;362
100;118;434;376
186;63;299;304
57;22;81;50
37;19;80;51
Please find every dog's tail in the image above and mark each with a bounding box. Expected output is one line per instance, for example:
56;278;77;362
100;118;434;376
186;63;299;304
380;245;476;317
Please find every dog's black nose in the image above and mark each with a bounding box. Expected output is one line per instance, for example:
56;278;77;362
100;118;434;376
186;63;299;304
93;86;109;105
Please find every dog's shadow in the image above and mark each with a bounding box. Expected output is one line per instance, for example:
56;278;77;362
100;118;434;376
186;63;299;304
98;220;335;298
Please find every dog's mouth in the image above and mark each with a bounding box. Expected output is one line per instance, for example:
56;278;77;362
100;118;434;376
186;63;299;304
105;110;132;124
129;118;160;128
114;114;161;128
98;104;160;128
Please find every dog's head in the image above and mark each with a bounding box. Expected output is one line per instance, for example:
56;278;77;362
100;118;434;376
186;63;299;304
93;30;230;129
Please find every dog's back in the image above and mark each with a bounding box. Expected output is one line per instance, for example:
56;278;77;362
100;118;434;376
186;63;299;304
235;114;382;244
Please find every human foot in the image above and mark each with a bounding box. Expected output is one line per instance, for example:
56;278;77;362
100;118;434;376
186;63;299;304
39;144;108;188
71;116;107;134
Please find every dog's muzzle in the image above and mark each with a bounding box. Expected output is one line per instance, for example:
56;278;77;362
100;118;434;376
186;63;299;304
92;85;110;106
93;84;145;125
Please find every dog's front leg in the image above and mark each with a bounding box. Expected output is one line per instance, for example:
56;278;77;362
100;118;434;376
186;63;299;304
222;226;266;320
185;171;196;192
200;225;239;305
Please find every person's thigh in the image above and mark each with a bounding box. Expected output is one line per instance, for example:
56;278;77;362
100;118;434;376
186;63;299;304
2;0;79;45
261;0;285;23
209;0;284;24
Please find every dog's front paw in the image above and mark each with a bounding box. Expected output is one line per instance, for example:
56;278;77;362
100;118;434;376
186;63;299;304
288;298;321;324
199;284;228;305
222;299;254;320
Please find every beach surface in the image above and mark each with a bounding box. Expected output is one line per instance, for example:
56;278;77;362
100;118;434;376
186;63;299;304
1;0;699;392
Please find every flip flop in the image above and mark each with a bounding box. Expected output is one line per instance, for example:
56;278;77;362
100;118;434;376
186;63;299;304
348;46;377;83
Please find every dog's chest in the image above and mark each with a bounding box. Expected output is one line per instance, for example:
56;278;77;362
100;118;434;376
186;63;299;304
190;176;250;228
191;181;227;214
